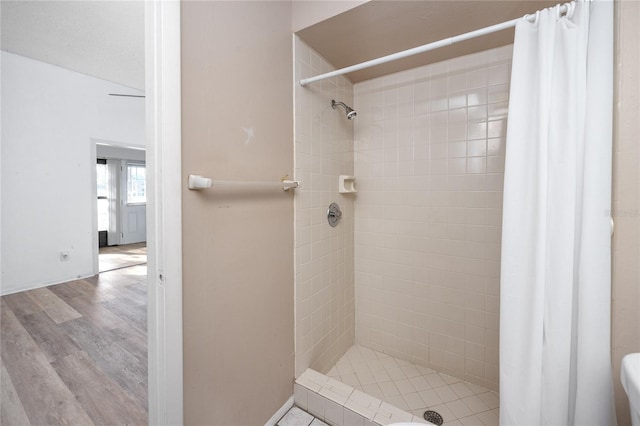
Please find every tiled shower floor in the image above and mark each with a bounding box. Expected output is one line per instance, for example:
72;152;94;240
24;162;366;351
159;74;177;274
326;346;499;426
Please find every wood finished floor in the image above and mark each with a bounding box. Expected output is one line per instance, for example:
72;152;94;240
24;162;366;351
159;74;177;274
1;264;148;426
99;242;147;273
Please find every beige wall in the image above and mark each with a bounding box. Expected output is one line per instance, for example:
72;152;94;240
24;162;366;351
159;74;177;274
353;46;512;392
181;2;294;424
294;37;356;377
291;0;367;32
612;1;640;425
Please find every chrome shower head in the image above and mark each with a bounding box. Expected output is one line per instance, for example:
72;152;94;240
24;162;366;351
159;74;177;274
331;100;357;120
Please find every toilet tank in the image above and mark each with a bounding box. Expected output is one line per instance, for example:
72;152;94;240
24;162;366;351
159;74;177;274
621;353;640;426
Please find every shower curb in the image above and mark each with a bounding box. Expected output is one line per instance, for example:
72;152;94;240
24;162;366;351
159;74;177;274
294;368;432;426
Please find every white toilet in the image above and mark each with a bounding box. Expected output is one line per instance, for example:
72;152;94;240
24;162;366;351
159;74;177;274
622;353;640;425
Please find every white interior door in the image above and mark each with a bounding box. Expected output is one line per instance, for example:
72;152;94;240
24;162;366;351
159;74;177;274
120;160;147;244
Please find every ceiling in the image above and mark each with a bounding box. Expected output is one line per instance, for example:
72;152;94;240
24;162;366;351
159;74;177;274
1;1;144;90
297;0;558;83
1;1;559;89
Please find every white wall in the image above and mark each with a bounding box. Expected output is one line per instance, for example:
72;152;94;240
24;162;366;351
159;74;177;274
1;51;144;295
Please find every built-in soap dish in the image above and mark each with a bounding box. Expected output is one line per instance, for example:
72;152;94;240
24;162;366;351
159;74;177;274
339;175;357;193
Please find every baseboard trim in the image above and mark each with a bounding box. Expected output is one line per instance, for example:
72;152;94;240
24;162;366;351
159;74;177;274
265;395;294;426
0;272;97;296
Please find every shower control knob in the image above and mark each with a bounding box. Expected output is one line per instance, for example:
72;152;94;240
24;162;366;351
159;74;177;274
327;203;342;227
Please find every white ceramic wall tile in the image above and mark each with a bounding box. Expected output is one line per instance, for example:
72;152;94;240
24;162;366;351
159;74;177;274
294;36;356;377
308;390;326;419
344;408;366;426
324;399;345;426
353;45;512;390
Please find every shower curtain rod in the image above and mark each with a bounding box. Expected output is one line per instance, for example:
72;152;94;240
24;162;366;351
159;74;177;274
299;2;571;86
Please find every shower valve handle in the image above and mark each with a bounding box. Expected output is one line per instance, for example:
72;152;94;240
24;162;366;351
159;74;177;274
327;203;342;227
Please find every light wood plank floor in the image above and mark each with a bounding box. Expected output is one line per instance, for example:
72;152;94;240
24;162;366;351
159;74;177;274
1;265;148;426
99;243;147;273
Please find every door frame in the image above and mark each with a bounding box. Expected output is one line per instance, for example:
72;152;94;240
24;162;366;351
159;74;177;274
145;1;183;425
91;140;100;275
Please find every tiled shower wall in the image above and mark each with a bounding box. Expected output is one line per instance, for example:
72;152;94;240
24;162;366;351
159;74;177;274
294;37;355;377
353;45;513;391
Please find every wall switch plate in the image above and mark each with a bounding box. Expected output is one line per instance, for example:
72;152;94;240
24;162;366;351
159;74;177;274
60;252;70;261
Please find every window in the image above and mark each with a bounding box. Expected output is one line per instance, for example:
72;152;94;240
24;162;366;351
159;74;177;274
127;163;146;204
97;160;109;232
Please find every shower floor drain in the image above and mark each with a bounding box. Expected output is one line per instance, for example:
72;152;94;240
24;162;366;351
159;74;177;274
423;410;444;425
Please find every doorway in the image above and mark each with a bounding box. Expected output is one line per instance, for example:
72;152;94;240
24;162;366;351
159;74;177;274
0;1;182;423
95;145;148;273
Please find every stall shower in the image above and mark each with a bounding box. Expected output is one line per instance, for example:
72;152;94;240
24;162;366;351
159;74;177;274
293;2;616;424
294;36;507;424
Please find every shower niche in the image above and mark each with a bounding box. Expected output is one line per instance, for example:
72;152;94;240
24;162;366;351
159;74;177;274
338;175;357;193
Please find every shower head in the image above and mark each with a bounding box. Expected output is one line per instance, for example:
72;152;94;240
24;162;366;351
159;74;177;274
331;100;357;120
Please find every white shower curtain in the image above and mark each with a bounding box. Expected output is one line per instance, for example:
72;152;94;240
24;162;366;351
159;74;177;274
500;2;616;425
